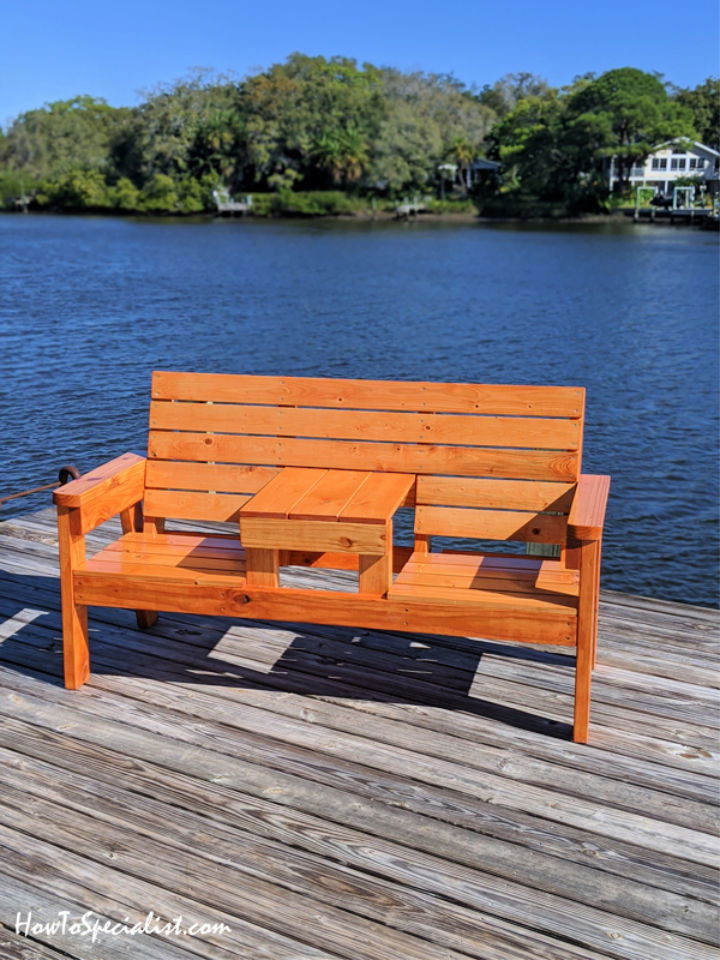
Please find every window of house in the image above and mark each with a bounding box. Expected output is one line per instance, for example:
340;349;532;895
671;158;679;170
697;158;705;169
689;158;697;169
678;158;686;170
659;158;667;170
652;158;660;170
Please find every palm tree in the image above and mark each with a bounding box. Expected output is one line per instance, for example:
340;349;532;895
312;126;369;186
449;138;476;194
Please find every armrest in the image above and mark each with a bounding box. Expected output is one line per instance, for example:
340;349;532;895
567;474;610;541
54;452;146;534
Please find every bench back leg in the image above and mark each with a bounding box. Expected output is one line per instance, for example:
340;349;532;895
120;506;158;629
57;506;90;689
573;538;600;743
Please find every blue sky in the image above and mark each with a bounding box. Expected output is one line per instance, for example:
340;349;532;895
1;0;718;125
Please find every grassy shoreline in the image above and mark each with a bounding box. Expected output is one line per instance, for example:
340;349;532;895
2;205;636;225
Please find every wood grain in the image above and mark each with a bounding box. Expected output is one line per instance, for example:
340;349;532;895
148;430;580;481
149;400;581;449
152;370;585;417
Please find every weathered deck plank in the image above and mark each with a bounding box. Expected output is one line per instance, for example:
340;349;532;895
0;508;717;959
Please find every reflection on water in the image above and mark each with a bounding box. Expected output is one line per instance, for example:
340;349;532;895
2;214;718;605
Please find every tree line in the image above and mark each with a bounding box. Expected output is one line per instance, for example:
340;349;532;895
0;55;717;216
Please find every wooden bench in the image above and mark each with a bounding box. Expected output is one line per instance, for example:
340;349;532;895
54;372;610;742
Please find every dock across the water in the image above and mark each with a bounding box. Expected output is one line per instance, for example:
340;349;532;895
0;508;717;960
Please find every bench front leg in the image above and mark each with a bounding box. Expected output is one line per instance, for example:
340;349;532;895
57;506;90;689
573;537;601;744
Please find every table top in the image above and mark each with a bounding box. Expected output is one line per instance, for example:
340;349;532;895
240;467;415;524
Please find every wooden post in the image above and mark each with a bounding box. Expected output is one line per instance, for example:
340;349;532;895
359;521;393;596
119;504;158;629
573;538;599;743
245;548;280;587
57;506;90;689
413;534;431;555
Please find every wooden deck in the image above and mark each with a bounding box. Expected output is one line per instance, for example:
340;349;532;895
0;507;717;960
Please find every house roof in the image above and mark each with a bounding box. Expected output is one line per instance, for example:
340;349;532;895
470;158;501;171
652;138;720;157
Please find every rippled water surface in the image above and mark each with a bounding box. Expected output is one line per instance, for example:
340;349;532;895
2;214;718;605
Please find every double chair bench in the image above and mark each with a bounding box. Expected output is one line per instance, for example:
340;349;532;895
55;372;609;742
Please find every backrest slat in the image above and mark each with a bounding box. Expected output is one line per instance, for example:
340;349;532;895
152;371;584;417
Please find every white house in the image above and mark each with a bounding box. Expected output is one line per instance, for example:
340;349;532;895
609;139;720;197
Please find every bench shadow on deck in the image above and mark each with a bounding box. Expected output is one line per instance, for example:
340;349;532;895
0;508;718;960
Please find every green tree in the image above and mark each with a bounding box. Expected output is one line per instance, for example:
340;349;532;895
123;70;246;188
566;67;695;192
478;73;553;117
242;54;383;189
0;96;128;181
675;78;720;147
368;70;495;194
311;125;369;186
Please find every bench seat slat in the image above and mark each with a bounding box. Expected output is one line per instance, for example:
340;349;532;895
389;581;577;612
389;552;579;612
152;371;584;417
396;561;579;596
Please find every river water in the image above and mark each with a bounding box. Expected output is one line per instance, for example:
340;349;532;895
2;213;718;606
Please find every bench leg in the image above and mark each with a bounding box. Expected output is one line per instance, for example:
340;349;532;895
359;552;390;596
573;538;600;743
359;522;393;596
591;537;603;669
246;547;279;587
120;506;158;629
57;506;90;689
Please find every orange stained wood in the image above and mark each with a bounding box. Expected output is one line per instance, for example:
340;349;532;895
149;400;581;450
148;431;579;482
57;505;89;689
74;572;577;647
240;467;329;520
55;372;608;743
568;474;611;541
152;371;585;417
143;489;252;523
389;553;579;613
289;470;372;521
414;505;567;544
240;517;389;555
144;461;277;494
240;467;414;525
53;451;145;508
415;476;576;513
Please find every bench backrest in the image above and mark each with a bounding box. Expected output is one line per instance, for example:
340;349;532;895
145;371;584;545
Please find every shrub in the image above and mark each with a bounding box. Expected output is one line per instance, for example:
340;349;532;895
36;170;113;210
111;177;141;210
